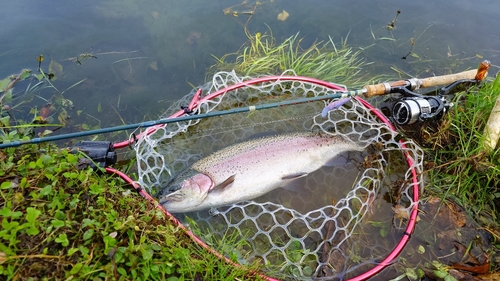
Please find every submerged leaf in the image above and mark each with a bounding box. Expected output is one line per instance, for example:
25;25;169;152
148;60;158;71
34;73;44;81
39;104;53;119
277;10;289;21
1;89;13;103
49;60;63;80
405;268;418;280
434;270;448;279
20;69;31;80
61;98;74;108
410;52;420;59
0;76;11;91
40;129;53;137
417;245;425;254
58;109;68;126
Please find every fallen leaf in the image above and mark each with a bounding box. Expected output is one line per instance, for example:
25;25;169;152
149;60;158;70
477;272;500;281
448;269;471;281
452;262;489;274
453;241;479;265
392;204;410;220
39;104;52;119
425;197;466;228
277;10;289;21
186;31;201;46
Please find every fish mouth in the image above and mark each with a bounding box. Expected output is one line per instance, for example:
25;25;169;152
159;191;184;204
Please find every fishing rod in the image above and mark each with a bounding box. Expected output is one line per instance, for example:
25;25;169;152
0;61;490;164
0;90;356;149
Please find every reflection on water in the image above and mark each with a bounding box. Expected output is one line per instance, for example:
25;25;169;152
1;0;499;137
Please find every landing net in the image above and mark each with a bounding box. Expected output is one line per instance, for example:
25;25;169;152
134;71;423;280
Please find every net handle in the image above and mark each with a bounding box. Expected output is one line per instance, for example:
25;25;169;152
363;60;491;97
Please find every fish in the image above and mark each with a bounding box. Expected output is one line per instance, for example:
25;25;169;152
159;132;363;213
321;97;351;118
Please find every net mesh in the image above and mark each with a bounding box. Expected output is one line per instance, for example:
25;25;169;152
134;71;424;280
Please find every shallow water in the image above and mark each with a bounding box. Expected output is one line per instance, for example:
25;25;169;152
1;0;499;137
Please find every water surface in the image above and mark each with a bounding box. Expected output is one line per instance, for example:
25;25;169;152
1;0;498;136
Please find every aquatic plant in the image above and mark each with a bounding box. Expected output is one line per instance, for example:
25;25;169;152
209;29;378;88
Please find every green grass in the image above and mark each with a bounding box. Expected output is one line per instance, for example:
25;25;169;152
412;75;500;220
0;129;263;280
209;29;381;88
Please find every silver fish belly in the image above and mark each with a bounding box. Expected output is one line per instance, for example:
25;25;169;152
160;132;363;213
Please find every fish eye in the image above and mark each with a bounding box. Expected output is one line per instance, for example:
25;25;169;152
167;184;182;193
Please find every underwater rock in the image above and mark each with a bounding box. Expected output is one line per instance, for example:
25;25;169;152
185;31;201;46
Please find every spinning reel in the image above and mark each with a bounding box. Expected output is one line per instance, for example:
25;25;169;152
385;78;481;125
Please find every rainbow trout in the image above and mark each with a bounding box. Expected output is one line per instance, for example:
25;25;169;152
159;132;363;213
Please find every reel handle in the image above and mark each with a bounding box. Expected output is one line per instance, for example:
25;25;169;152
363;60;491;98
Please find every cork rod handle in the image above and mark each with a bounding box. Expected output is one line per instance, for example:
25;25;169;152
363;60;490;98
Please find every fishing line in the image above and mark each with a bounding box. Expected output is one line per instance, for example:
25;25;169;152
179;112;320;144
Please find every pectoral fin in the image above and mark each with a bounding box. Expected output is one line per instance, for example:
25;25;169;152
209;175;236;193
281;172;308;180
281;172;308;192
324;152;350;167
